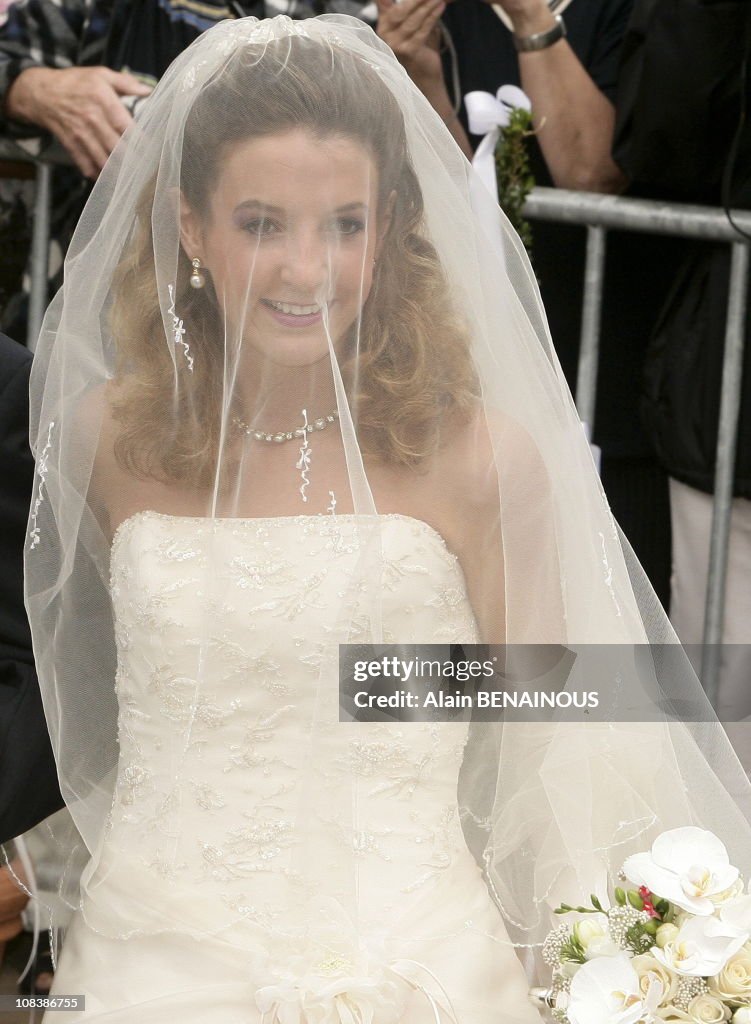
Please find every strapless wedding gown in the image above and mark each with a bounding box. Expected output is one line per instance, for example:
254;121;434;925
47;513;541;1023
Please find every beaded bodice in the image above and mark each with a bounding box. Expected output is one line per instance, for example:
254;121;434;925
94;512;481;946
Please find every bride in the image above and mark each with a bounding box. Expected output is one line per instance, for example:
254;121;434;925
21;13;751;1024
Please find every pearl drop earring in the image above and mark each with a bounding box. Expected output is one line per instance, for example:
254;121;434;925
190;257;205;289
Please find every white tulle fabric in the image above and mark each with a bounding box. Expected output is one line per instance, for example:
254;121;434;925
17;13;751;1024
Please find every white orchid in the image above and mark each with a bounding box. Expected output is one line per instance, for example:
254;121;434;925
624;828;740;916
567;953;661;1024
721;896;751;938
652;917;747;978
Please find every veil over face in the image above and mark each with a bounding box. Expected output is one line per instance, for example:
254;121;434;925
19;14;751;1018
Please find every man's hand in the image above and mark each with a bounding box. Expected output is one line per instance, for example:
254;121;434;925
484;0;624;191
5;66;152;179
376;0;446;93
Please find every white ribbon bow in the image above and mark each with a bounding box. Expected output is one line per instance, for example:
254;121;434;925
464;85;531;204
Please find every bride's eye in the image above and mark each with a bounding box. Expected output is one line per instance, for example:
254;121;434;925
331;217;365;236
243;217;280;237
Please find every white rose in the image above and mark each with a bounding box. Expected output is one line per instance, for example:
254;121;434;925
732;1008;751;1023
656;1007;693;1022
687;993;731;1023
710;944;751;1003
631;953;679;1005
657;925;681;949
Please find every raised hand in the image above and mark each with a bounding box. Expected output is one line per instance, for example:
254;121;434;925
6;66;152;179
376;0;447;93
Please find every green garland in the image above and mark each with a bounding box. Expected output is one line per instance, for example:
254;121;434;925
495;106;536;257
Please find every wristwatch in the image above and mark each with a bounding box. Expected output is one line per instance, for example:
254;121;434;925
513;14;567;53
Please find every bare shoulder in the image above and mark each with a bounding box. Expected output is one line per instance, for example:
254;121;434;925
437;402;547;507
74;379;137;533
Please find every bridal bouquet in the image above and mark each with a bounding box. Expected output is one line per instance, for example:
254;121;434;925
541;827;751;1024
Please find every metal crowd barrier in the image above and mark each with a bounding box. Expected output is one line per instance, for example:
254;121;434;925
525;188;751;704
1;141;749;702
0;137;67;349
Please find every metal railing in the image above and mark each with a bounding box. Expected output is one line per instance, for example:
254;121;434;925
524;189;750;704
0;137;68;349
2;142;749;702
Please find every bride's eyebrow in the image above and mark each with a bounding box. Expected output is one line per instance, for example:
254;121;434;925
233;200;284;215
232;200;369;215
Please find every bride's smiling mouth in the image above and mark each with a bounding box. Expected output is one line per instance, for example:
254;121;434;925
261;298;330;328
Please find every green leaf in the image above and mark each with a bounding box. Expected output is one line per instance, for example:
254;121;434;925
494;108;536;260
559;933;587;965
624;921;654;956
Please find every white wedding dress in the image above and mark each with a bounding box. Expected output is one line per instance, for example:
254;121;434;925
46;512;541;1023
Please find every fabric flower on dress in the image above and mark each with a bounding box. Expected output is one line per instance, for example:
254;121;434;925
255;938;414;1024
255;960;407;1024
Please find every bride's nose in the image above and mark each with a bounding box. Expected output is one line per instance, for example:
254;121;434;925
279;230;332;294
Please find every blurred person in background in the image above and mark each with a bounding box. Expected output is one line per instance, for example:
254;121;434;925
0;0;32;335
0;331;64;995
613;0;751;760
0;333;62;845
376;0;677;607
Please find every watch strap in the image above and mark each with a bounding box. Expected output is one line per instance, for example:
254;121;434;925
513;14;567;53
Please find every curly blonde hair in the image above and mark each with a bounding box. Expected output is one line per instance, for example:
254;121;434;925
110;37;479;485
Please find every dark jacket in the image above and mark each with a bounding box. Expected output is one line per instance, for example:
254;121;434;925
0;333;63;845
613;0;751;497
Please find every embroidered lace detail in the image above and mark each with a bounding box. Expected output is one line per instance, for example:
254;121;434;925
104;513;479;925
28;420;55;550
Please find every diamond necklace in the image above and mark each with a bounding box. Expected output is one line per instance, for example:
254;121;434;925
232;409;339;444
